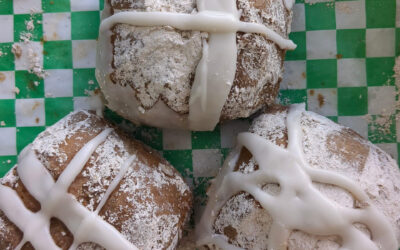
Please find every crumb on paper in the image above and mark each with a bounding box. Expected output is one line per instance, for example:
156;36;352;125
6;160;11;164
0;121;5;126
88;80;95;85
33;81;39;86
13;87;20;95
0;72;6;83
20;32;33;43
11;44;22;59
25;19;34;31
0;50;3;57
317;93;325;108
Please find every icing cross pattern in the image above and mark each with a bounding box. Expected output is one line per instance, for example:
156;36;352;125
196;104;397;250
0;128;139;250
98;0;296;130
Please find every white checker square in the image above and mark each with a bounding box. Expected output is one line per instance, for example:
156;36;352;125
15;99;45;127
307;88;337;116
43;13;71;41
0;127;16;156
375;143;397;161
221;119;250;148
0;71;15;99
337;59;366;87
368;86;396;115
336;0;366;29
13;0;42;14
366;28;395;58
163;128;191;150
281;60;306;89
307;30;337;59
72;40;97;68
44;70;73;97
397;0;400;27
292;3;305;32
73;96;103;112
338;116;368;139
0;16;13;43
14;42;43;71
70;0;99;11
192;149;222;178
396;113;400;142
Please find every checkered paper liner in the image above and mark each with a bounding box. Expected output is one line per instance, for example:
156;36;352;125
0;0;399;218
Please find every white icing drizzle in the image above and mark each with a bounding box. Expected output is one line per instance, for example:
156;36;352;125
0;129;139;250
196;104;397;250
96;0;296;131
283;0;295;11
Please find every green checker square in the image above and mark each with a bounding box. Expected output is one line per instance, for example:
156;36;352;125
0;156;17;178
327;116;338;123
368;115;396;144
192;125;221;149
163;150;193;177
42;0;70;13
133;126;163;151
337;87;368;116
396;28;400;56
366;57;395;86
307;59;337;89
45;97;73;126
279;89;307;105
17;126;45;153
193;177;211;206
73;68;99;96
0;43;14;71
15;71;44;99
398;143;400;166
43;40;72;69
366;0;395;28
103;107;124;124
305;2;335;30
337;29;365;58
71;11;100;40
0;99;15;127
285;32;306;60
221;148;230;161
0;0;13;14
14;14;43;42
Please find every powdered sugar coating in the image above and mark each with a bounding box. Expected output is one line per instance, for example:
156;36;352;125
0;111;192;249
212;108;400;249
107;0;291;121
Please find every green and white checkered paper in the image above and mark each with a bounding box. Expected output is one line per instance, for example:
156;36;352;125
0;0;399;209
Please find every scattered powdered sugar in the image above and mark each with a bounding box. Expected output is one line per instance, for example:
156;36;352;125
214;192;272;249
0;167;19;187
81;132;130;211
111;0;196;13
32;110;104;166
11;12;48;79
112;25;203;113
120;213;179;249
